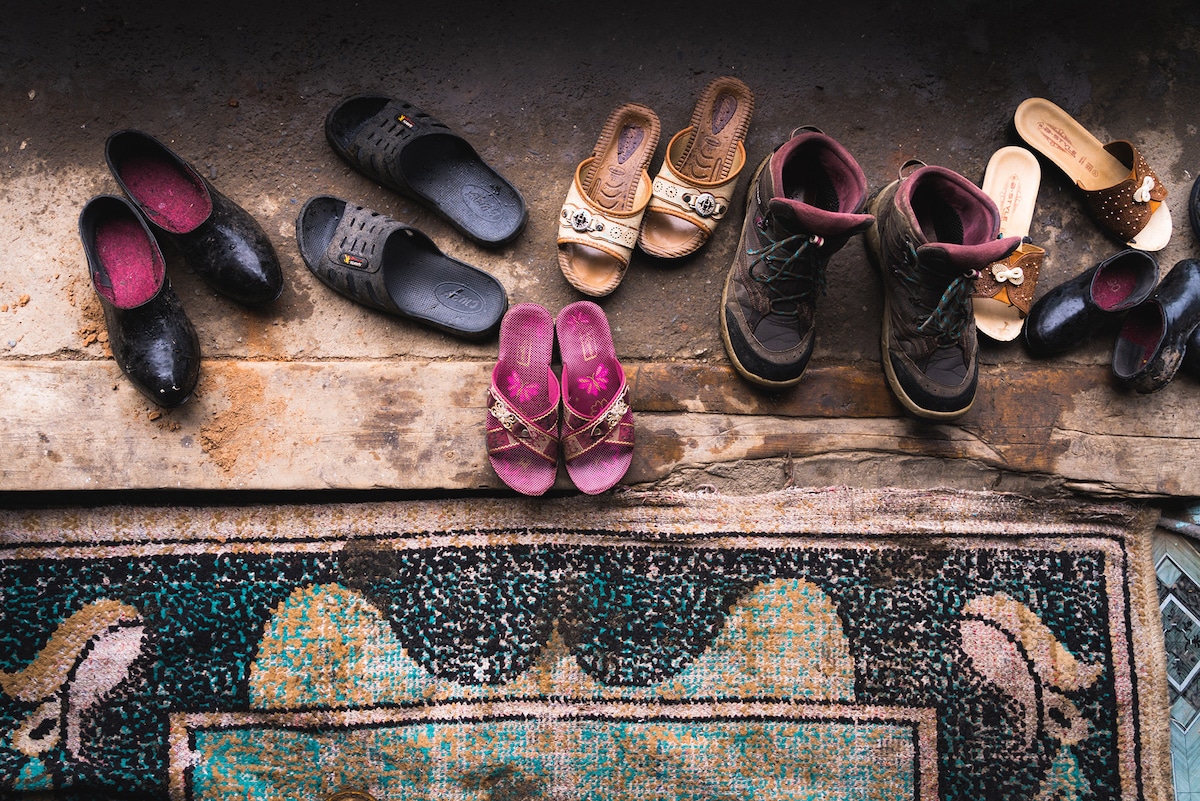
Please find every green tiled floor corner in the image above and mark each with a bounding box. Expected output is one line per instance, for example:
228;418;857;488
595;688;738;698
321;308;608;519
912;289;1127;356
1153;513;1200;801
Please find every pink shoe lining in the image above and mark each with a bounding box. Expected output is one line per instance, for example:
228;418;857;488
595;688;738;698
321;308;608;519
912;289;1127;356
1092;264;1140;311
119;155;211;234
93;216;164;308
1119;303;1164;365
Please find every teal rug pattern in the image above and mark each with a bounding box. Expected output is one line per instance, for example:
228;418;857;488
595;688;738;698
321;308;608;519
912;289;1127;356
0;489;1171;800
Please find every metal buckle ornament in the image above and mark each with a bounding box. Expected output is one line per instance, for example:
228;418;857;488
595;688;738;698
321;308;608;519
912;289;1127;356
563;206;604;234
686;192;720;218
489;396;526;437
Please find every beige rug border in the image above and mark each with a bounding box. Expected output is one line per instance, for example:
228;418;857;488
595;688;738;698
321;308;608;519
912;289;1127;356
0;486;1158;543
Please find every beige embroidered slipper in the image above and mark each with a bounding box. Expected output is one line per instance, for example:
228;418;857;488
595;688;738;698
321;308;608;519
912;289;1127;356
637;76;754;259
558;103;660;296
973;146;1045;342
1014;97;1171;251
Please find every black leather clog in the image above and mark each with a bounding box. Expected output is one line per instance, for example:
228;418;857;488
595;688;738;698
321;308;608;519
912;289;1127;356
105;129;283;305
1113;258;1200;393
1182;326;1200;380
1023;249;1159;356
1190;172;1200;242
79;195;201;407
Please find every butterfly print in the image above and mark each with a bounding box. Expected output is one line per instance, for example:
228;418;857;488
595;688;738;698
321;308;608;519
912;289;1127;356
578;364;609;397
507;372;539;403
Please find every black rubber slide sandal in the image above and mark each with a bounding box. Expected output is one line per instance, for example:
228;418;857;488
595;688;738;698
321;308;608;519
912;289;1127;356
1190;172;1200;242
325;95;527;247
295;195;508;339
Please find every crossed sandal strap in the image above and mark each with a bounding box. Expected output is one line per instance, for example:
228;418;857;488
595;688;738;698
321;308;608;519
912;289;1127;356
346;100;452;191
973;240;1044;315
648;131;747;236
558;160;651;264
486;388;560;465
561;385;634;463
1080;140;1168;243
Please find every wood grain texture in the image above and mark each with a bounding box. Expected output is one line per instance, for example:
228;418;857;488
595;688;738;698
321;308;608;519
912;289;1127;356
2;360;1196;495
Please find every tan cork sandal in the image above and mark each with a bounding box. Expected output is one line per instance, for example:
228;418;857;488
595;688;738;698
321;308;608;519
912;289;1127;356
558;103;661;296
1014;97;1170;251
638;76;754;259
973;146;1045;341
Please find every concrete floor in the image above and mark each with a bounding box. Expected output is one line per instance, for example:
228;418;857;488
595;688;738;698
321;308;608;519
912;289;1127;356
3;0;1200;499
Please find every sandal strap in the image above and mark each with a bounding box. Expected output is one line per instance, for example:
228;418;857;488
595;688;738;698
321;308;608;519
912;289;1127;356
346;100;452;192
486;388;559;465
972;240;1044;315
316;203;424;314
562;385;633;463
557;159;651;265
648;129;746;235
1080;140;1167;242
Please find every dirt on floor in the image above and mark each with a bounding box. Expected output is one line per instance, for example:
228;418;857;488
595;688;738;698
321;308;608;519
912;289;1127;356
3;1;1200;498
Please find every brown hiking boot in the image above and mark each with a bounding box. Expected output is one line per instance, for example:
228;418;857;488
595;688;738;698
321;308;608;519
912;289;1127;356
864;163;1020;419
720;130;874;388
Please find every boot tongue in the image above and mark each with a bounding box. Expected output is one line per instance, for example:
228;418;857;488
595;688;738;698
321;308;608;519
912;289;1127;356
768;196;874;240
916;236;1021;275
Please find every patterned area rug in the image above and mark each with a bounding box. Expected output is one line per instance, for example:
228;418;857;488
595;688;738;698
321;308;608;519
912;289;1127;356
0;489;1171;800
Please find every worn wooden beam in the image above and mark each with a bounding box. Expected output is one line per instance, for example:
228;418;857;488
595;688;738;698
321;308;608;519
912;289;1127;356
1;360;1196;496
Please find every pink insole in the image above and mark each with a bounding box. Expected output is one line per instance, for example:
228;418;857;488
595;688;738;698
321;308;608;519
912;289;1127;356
559;307;621;422
94;217;163;307
496;309;555;420
119;156;211;233
1092;267;1139;311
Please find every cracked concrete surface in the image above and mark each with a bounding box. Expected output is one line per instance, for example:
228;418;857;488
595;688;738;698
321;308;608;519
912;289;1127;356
3;0;1200;497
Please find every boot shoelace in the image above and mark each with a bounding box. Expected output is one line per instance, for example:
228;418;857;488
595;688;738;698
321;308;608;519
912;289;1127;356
748;223;827;315
898;241;978;344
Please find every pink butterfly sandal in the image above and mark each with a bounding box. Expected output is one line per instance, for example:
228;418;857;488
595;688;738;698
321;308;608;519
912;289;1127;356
486;304;560;496
556;301;634;494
